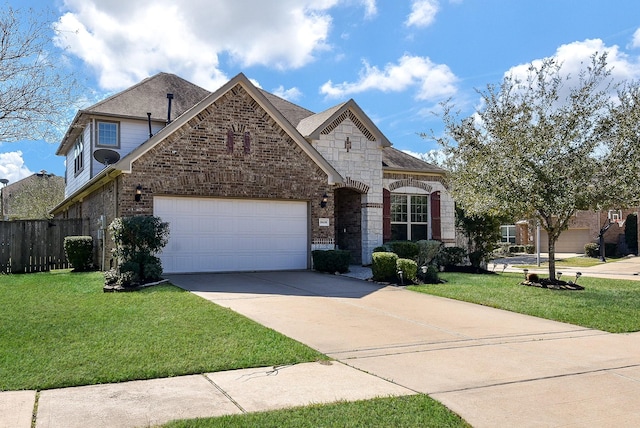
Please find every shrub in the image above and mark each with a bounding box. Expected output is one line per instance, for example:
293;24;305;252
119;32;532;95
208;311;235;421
605;242;617;257
435;246;466;270
415;240;442;267
110;216;170;287
396;258;417;283
584;243;599;258
373;246;387;253
63;236;93;272
372;252;398;282
525;244;535;254
386;241;419;259
420;265;440;284
312;250;351;273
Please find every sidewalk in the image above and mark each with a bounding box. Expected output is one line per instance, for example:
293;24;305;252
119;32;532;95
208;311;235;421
1;361;413;428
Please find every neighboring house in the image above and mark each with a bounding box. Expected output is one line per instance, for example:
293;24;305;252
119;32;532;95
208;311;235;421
510;208;638;254
51;72;454;273
1;171;64;220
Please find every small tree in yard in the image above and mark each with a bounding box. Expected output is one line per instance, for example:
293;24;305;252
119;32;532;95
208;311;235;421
455;206;504;269
109;216;169;287
430;53;640;280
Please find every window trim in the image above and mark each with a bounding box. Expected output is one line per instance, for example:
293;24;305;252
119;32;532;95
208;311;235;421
73;134;84;176
501;225;517;244
390;193;430;241
95;120;120;148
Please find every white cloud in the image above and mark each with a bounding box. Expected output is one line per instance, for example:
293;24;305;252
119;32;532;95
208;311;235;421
320;54;458;100
405;0;439;28
53;0;351;91
360;0;377;18
631;28;640;49
506;39;640;93
0;152;33;183
273;85;303;101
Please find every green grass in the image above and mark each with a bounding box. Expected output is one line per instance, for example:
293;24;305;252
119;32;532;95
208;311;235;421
408;272;640;333
0;270;324;391
163;395;470;428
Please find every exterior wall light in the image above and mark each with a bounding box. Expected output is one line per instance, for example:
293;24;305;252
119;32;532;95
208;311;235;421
135;184;142;202
320;193;328;208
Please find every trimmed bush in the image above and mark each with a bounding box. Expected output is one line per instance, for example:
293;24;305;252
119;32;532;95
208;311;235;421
396;258;417;283
605;242;617;257
372;252;398;282
416;240;442;267
63;236;93;271
525;244;535;254
312;250;351;273
625;213;638;255
386;241;419;259
435;246;466;270
373;246;387;253
584;242;599;258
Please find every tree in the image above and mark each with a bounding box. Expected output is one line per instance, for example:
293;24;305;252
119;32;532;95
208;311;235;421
0;6;81;143
4;172;64;219
455;206;505;270
430;53;640;280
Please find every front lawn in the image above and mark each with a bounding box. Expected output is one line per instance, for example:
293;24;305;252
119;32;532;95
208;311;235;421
0;271;324;391
164;395;469;428
408;272;640;333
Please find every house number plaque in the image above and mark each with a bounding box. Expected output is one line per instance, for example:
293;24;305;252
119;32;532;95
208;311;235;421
319;218;330;227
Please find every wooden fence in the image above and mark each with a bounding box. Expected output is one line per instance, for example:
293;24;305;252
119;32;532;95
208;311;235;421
0;219;84;273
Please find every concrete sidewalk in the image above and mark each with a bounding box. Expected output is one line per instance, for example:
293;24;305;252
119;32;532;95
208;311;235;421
1;361;413;428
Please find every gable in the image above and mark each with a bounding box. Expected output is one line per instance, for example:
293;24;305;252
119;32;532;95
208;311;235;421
114;73;342;186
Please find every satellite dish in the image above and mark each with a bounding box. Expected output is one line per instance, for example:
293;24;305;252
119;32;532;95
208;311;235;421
93;149;120;166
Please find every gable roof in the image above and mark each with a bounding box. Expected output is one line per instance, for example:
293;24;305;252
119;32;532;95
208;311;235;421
114;72;342;185
296;100;391;147
258;89;314;127
56;73;211;155
382;147;446;174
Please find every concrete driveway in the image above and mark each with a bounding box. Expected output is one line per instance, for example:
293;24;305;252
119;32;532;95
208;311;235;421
167;271;640;427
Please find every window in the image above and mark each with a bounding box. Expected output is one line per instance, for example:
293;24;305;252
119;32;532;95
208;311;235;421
73;134;84;175
391;194;429;241
97;121;119;147
501;225;516;244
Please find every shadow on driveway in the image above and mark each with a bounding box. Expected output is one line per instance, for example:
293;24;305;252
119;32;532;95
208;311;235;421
164;270;385;299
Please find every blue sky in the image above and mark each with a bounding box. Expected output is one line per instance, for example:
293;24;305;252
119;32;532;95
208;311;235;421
2;0;640;184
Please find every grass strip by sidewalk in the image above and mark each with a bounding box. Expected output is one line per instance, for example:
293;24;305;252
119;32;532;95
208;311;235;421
0;271;324;391
409;272;640;333
163;395;470;428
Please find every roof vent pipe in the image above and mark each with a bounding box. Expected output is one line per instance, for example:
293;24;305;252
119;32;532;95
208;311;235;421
166;93;174;124
147;112;152;138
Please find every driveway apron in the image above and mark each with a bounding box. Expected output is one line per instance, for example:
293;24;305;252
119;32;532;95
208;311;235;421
167;271;640;428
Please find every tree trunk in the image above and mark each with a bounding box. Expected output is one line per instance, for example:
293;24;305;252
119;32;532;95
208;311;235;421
548;234;556;281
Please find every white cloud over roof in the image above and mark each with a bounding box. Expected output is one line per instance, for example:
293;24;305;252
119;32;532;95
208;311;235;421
405;0;440;28
53;0;375;91
320;54;458;100
0;152;33;183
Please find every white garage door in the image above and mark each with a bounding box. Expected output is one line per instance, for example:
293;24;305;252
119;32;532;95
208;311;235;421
154;196;309;273
540;229;592;253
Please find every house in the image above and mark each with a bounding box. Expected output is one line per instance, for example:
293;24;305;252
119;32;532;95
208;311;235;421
0;171;64;220
509;209;638;254
51;72;454;273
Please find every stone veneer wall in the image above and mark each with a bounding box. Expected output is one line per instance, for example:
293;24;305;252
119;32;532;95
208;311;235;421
313;116;384;264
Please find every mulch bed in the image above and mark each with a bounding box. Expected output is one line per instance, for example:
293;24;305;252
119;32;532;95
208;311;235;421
521;278;584;290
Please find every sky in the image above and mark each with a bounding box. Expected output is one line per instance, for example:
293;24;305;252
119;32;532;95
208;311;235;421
2;0;640;184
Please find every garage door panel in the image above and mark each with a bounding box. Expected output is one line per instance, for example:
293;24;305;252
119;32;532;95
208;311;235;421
155;197;308;273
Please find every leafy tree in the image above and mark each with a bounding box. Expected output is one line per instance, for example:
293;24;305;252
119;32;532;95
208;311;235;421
455;206;505;269
430;53;640;280
0;6;81;143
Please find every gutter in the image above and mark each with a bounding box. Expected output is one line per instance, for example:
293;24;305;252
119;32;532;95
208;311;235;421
50;167;122;216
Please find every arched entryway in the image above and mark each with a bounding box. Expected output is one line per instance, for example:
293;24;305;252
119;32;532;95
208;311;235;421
334;188;363;264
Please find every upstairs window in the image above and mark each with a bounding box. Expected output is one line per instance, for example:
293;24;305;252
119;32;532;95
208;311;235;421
73;134;84;175
97;121;119;147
